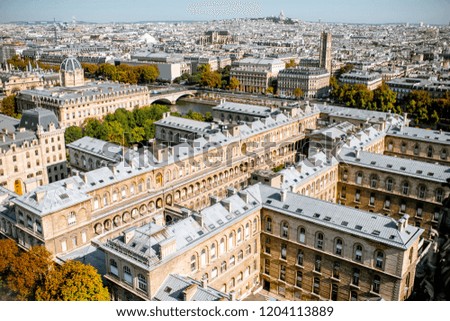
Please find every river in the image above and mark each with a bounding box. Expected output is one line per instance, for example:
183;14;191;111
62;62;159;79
169;100;217;115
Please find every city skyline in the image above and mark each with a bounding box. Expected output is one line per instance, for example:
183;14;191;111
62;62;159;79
0;0;449;25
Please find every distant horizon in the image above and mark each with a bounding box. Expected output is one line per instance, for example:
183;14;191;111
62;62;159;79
0;0;449;25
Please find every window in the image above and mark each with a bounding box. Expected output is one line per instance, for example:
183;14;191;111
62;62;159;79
27;216;33;229
123;266;132;284
341;186;346;199
245;244;251;256
335;239;343;255
387;141;393;151
314;255;322;272
229;255;235;267
313;277;320;294
297;249;304;266
384;197;391;210
332;262;340;279
342;170;348;181
228;232;234;249
375;251;384;269
110;259;118;276
356;172;363;185
238;250;243;262
441;149;448;160
245;223;250;238
298;227;306;243
36;221;42;234
355;189;361;202
400;201;406;213
68;211;76;225
372;275;381;294
386;178;393;192
427;146;433;158
221;261;227;273
296;271;303;288
264;259;270;275
237;228;242;243
201;249;207;267
436;189;443;203
418;185;426;199
413;144;419;155
265;245;271;254
354;245;363;262
265;217;272;232
190;255;196;271
219;238;225;254
402;182;409;195
350;291;358;301
138;274;147;292
352;268;360;286
315;232;324;250
281;221;289;238
93;197;99;210
280;244;287;260
401;142;407;153
210;243;216;260
211;268;218;280
103;194;109;206
279;265;286;281
416;204;423;217
253;218;257;233
331;284;338;301
369;193;375;206
370;175;378;188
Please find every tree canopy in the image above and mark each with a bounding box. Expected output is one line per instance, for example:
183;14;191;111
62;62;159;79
0;95;19;118
35;260;109;301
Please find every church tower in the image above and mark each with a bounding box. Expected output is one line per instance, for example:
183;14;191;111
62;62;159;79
59;57;84;87
319;32;332;74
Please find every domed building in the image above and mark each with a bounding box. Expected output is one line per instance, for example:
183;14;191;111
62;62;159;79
59;57;84;87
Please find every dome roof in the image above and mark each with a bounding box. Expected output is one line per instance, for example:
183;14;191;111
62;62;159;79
60;57;82;72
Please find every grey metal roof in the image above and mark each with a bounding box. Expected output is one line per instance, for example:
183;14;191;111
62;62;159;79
19;107;60;131
386;126;450;145
155;116;211;134
60;57;82;72
213;102;272;117
67;136;123;162
0;114;19;132
339;147;450;183
154;274;229;301
253;184;423;250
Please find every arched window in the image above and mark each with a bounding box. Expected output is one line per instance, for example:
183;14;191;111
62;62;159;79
190;255;197;271
375;250;384;269
253;218;257;233
245;222;250;238
427;146;433;158
103;193;109;206
238;250;243;261
315;232;324;250
265;217;272;232
201;249;207;267
281;221;289;238
387;141;393;151
210;243;216;260
335;238;343;255
298;227;306;243
123;266;132;284
237;228;242;243
356;172;363;185
342;170;348;181
418;185;426;199
386;178;394;192
211;267;218;280
110;259;118;276
441;148;448;160
221;261;227;273
219;238;225;254
400;142;407;153
138;274;147;292
229;255;235;267
402;181;409;195
93;197;99;210
413;144;419;155
436;189;444;202
370;175;378;188
228;232;234;249
354;244;363;262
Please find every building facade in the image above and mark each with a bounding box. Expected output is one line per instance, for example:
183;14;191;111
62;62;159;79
278;67;330;98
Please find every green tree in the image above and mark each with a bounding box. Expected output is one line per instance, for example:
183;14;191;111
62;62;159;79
404;90;432;125
336;63;354;77
184;110;205;121
64;126;83;144
81;63;99;76
373;83;397;112
293;88;304;99
127;127;145;144
205;112;213;122
266;86;274;94
229;77;240;90
1;95;17;117
104;121;124;145
143;119;156;140
35;260;109;301
96;64;118;81
7;246;53;300
201;70;222;88
83;118;105;139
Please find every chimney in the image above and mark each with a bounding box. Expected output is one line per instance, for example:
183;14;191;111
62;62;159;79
227;187;237;197
182;284;198;301
238;190;249;203
181;208;192;217
229;291;236;301
280;189;287;202
221;199;232;212
210;195;219;206
201;277;208;289
158;236;177;260
35;190;46;203
107;162;118;175
192;212;204;227
397;214;409;232
123;228;136;244
79;172;88;184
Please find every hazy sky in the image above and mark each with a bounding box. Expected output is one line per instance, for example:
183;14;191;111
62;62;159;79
0;0;449;24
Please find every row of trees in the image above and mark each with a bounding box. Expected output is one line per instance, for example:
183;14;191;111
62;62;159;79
6;55;60;72
82;63;159;84
0;94;19;118
330;76;450;126
64;104;213;146
0;239;109;300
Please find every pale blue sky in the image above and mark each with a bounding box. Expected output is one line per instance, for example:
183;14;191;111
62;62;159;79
0;0;449;24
